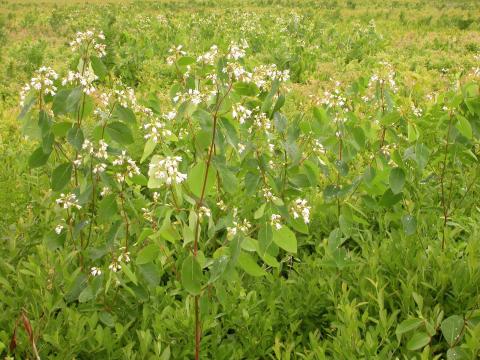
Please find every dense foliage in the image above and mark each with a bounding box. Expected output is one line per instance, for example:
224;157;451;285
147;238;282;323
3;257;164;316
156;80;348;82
1;0;480;359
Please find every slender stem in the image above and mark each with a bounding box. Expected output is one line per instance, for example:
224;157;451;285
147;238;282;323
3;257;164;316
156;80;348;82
440;114;453;251
191;81;233;360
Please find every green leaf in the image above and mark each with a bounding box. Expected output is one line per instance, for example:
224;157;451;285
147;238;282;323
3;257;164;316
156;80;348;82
136;244;160;265
67;125;84;151
113;106;136;125
91;56;107;79
121;263;138;285
447;347;468;360
258;222;275;257
52;89;71;115
415;143;430;171
29;146;51;168
78;285;94;303
254;203;266;219
106;121;134;144
396;318;424;336
51;163;72;191
177;56;196;66
99;312;115;327
402;214;417;236
52;122;73;137
389;167;405;194
237;252;266;277
233;82;258;96
406;332;430;351
272;227;297;254
181;255;203;295
441;315;464;346
379;189;402;207
98;195;118;223
456;116;472;140
141;138;156;163
66;87;83;113
187;162;216;198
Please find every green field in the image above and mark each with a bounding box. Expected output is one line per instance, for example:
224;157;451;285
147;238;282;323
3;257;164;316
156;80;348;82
1;0;480;359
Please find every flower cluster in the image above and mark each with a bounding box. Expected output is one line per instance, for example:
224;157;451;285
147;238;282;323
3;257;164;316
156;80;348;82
148;156;187;185
56;193;81;210
368;61;398;93
411;103;423;117
90;267;102;277
19;66;59;106
319;81;348;111
82;139;109;159
166;45;187;65
262;187;279;202
251;64;290;91
250;112;272;133
290;198;311;224
232;103;252;124
173;89;209;105
227;39;249;60
142;111;175;143
197;45;219;65
227;208;252;237
270;214;282;230
69;29;106;57
62;68;98;95
112;151;141;183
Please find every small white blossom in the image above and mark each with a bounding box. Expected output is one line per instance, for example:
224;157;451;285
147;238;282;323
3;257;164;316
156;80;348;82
291;198;311;224
108;261;121;272
62;68;98;95
270;214;282;230
148;156;187;185
166;44;187;65
232;104;252;124
56;193;81;210
19;66;58;106
197;45;218;65
227;39;249;60
90;267;102;276
69;29;106;57
55;225;64;234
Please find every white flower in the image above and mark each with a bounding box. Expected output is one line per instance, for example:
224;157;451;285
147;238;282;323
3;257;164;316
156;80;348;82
56;193;81;210
62;68;98;95
108;261;121;272
55;225;64;234
143;115;173;143
197;45;218;65
100;186;111;197
368;61;398;93
19;66;58;106
69;29;106;57
232;104;252;124
270;214;282;230
93;163;107;174
227;39;248;60
112;151;140;181
291;198;311;224
118;251;131;263
262;187;278;202
238;143;246;154
148;156;187;185
227;218;251;238
90;267;102;276
411;104;422;117
199;206;211;219
166;44;187;65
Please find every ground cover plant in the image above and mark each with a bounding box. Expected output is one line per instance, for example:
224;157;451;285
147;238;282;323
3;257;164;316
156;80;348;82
1;0;480;359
